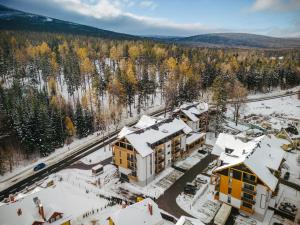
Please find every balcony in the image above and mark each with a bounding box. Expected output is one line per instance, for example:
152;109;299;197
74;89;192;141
242;187;256;195
127;156;136;162
243;178;256;185
242;196;256;205
173;146;181;153
157;156;165;163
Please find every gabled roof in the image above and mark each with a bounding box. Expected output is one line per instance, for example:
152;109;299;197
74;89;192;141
118;115;192;157
186;132;206;145
0;187;67;225
173;101;208;122
212;133;287;191
109;198;163;225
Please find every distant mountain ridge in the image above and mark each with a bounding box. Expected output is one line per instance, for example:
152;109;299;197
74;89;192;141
1;4;300;48
0;4;139;40
171;33;300;49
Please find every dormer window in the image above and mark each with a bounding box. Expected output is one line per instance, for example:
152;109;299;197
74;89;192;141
225;148;234;154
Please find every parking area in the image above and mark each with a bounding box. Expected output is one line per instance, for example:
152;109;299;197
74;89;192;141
275;196;300;223
155;170;184;189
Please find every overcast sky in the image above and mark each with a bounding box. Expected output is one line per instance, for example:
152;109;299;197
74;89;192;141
1;0;300;37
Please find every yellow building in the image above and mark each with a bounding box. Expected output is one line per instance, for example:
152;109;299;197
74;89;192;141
112;115;205;186
211;133;285;220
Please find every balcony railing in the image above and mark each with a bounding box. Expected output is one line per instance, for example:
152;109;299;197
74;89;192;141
243;178;256;185
242;196;256;205
242;187;256;195
157;157;165;163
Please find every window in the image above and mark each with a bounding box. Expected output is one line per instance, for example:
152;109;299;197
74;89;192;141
119;151;121;157
232;169;242;180
228;187;232;194
243;173;256;183
225;148;234;154
120;142;126;148
243;193;253;200
120;159;122;164
128;145;133;151
244;183;255;191
227;196;231;203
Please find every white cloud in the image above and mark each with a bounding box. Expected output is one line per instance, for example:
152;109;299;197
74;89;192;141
251;0;300;11
139;0;158;10
49;0;218;35
52;0;122;19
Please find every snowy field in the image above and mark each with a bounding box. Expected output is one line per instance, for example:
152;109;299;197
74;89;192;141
227;94;300;120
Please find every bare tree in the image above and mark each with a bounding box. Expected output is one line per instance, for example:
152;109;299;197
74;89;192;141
230;80;247;126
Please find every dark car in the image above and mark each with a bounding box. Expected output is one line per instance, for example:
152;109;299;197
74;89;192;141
33;163;46;172
184;183;197;195
273;222;284;225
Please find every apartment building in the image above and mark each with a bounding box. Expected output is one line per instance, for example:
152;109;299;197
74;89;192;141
112;115;205;186
210;133;286;220
173;101;209;132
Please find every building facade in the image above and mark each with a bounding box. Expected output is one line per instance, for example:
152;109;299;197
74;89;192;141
173;101;209;132
112;115;205;186
211;133;285;220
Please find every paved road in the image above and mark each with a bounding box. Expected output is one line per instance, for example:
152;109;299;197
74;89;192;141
157;154;218;218
68;157;112;170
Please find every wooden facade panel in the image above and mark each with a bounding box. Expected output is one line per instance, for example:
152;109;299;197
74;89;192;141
220;175;229;194
231;178;242;199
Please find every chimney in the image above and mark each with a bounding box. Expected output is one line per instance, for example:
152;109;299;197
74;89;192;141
38;203;46;221
148;203;153;216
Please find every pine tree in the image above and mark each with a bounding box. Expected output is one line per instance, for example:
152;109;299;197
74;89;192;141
75;103;85;138
212;76;228;137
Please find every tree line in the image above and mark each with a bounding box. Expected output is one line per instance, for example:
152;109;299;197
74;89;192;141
0;30;299;170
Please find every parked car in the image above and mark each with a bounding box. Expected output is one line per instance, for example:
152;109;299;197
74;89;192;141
280;202;296;211
184;186;196;195
195;175;207;184
33;163;46;172
273;222;284;225
284;172;290;180
198;149;207;155
278;205;296;216
184;182;197;195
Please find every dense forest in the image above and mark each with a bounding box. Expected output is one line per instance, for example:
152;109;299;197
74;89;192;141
0;30;299;173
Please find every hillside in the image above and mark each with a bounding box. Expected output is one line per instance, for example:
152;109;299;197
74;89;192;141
171;33;300;49
0;4;138;40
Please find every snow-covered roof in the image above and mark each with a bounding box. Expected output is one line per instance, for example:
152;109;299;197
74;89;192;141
118;126;139;139
176;216;205;225
174;101;208;122
186;132;206;145
213;133;287;191
109;198;163;225
0;187;66;225
119;115;192;157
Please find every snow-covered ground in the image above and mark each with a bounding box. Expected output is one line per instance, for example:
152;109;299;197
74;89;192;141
281;150;300;185
227;95;300;120
176;174;221;224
